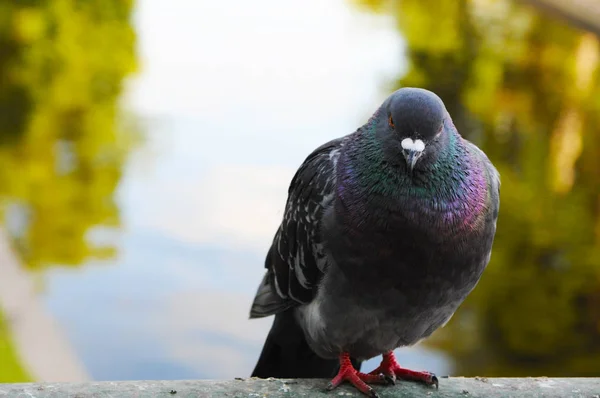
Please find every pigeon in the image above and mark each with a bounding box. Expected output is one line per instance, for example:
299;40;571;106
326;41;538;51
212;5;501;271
249;87;500;397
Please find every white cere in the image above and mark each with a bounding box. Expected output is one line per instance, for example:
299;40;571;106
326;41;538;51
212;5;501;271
401;138;426;152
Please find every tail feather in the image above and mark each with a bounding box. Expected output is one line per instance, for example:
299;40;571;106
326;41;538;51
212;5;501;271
251;309;361;378
249;272;294;319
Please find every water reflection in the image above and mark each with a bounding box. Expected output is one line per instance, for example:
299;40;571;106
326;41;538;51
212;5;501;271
0;0;137;383
354;0;600;377
0;1;139;270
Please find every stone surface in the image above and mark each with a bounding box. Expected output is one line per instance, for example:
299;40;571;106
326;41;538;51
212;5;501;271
0;378;599;397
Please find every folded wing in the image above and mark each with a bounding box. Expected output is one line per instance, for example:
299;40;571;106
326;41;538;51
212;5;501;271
250;138;345;318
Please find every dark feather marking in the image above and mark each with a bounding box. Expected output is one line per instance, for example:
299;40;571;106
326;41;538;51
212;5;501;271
249;138;344;318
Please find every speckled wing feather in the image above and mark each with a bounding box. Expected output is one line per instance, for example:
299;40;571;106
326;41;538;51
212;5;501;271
249;138;345;319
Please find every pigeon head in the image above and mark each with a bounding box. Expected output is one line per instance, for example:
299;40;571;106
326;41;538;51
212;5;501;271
378;87;448;174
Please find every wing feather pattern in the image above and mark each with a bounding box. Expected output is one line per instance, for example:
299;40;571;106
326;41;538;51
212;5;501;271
249;138;344;319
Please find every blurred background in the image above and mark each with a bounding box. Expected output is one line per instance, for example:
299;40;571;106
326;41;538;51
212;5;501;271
0;0;599;383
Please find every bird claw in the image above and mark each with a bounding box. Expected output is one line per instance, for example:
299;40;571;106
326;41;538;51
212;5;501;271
370;352;439;389
326;354;384;397
414;372;438;388
383;374;396;385
357;372;388;385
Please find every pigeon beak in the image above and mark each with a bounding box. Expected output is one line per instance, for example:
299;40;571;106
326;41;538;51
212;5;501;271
400;138;425;174
402;149;424;174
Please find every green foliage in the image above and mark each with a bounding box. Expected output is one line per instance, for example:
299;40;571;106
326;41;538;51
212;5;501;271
0;311;31;382
0;0;139;269
355;0;600;377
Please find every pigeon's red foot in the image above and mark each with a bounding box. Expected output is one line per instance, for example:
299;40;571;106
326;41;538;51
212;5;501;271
326;352;386;397
369;351;438;388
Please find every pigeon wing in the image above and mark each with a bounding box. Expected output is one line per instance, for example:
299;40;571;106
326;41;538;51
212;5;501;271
249;138;344;319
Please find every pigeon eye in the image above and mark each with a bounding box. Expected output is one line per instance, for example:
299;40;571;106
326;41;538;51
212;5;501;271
388;115;395;129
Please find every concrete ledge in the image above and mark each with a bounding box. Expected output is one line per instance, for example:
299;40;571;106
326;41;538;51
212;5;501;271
0;377;599;397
